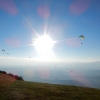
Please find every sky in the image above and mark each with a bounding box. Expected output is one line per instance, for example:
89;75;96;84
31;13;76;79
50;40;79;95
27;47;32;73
0;0;100;66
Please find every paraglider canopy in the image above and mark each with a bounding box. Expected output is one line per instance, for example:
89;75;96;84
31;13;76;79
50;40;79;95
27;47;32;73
79;35;85;40
2;49;5;52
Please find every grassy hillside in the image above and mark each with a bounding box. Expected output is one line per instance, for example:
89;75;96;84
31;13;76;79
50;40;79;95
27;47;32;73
0;74;100;100
0;73;16;86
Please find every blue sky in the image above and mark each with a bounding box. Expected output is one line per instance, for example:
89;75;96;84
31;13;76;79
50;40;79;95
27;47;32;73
0;0;100;65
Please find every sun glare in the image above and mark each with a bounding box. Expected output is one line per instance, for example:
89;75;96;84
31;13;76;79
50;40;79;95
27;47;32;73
33;35;56;59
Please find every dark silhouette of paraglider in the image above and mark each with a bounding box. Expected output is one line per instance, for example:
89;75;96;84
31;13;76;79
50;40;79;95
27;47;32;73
28;42;32;47
71;70;74;72
6;53;9;55
29;42;33;44
29;42;34;46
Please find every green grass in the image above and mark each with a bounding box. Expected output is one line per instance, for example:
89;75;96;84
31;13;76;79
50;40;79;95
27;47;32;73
0;74;100;100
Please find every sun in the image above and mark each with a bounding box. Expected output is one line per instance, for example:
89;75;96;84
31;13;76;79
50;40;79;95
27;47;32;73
33;35;56;60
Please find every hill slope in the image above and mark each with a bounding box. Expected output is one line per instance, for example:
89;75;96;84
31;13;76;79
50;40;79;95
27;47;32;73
0;74;100;100
0;73;15;86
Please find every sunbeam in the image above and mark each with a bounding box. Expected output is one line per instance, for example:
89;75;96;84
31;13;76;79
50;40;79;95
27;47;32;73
14;2;40;37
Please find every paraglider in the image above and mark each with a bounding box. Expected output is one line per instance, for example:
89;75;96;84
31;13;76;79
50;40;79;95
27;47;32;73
79;35;85;44
71;70;74;72
6;53;9;55
2;49;5;54
29;42;33;44
29;42;34;47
